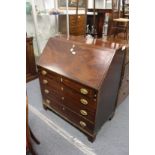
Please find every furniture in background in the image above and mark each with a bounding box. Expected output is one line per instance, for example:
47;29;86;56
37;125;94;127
87;9;112;38
59;14;86;36
26;96;40;155
26;36;38;82
122;0;129;18
37;36;126;142
117;45;129;105
109;0;129;40
58;9;114;38
58;0;86;9
58;1;113;38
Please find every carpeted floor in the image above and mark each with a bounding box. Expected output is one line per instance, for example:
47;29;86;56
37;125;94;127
26;79;129;155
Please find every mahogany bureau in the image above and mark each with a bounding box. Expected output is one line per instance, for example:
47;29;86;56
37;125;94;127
37;37;126;142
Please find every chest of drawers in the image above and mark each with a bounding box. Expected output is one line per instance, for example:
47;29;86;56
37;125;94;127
59;15;85;36
37;37;126;142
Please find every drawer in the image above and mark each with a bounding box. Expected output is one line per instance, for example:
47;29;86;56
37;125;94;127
63;96;96;123
70;27;85;34
41;84;96;122
39;76;62;93
62;85;96;122
70;22;85;28
41;86;62;104
61;104;95;134
38;66;61;83
62;85;97;109
38;66;97;123
69;15;85;23
43;96;95;134
62;77;97;98
38;66;97;98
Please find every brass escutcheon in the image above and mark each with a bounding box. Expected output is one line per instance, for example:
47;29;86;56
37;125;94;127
60;78;63;82
42;70;47;75
80;110;87;116
44;89;49;94
80;99;88;105
80;88;88;95
79;121;86;127
43;79;48;84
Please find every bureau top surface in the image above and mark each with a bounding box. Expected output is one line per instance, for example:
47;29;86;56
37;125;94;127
37;37;120;90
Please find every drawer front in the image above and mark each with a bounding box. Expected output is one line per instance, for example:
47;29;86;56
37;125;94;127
38;66;61;83
39;76;62;93
39;76;97;110
38;66;97;98
62;85;97;109
40;84;96;122
43;96;95;134
62;96;96;123
38;66;97;123
69;15;85;25
70;27;85;35
41;86;62;104
62;77;97;98
62;86;96;122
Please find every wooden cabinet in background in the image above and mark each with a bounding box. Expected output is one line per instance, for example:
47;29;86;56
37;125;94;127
59;15;86;36
26;37;38;82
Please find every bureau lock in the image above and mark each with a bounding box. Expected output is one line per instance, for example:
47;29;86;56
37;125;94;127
79;121;86;127
42;70;47;75
43;79;48;84
44;89;49;94
80;88;88;95
80;110;87;116
80;99;88;105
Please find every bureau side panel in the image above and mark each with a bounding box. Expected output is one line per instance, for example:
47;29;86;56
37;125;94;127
95;49;125;132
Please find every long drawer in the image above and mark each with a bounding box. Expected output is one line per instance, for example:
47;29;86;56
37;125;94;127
41;85;96;122
38;66;97;122
40;79;97;109
43;95;95;134
38;66;97;98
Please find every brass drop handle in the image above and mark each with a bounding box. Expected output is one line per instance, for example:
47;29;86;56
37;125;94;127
43;79;48;84
80;99;88;105
46;99;50;104
80;88;88;95
44;89;49;94
80;110;87;116
79;121;86;127
42;70;47;75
